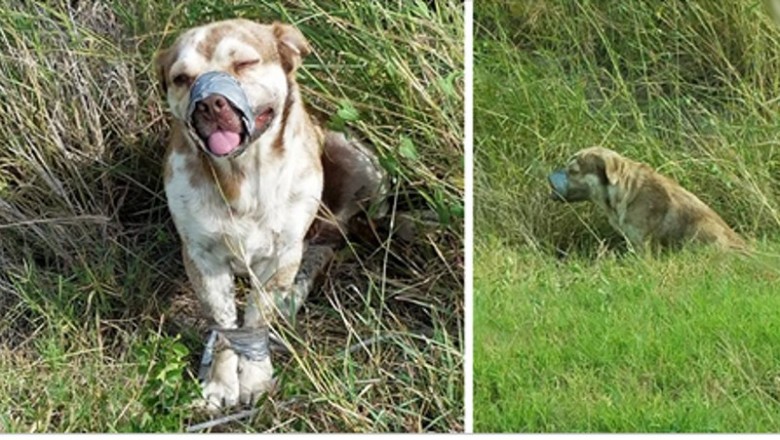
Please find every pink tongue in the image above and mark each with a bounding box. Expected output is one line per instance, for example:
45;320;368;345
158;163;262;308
207;130;241;155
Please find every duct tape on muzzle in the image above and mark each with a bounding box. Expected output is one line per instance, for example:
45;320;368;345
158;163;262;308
198;327;270;381
548;170;569;198
187;71;255;135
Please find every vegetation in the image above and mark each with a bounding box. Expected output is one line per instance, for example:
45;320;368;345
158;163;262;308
474;0;780;432
475;241;780;432
0;0;463;432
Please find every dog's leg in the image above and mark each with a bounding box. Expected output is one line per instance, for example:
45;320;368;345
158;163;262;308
183;250;240;410
237;242;334;405
237;243;303;406
224;327;274;408
315;131;389;245
232;132;384;405
284;244;335;320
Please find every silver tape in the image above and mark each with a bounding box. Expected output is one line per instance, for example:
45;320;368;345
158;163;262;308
548;170;569;197
187;71;255;135
198;330;219;381
220;327;270;361
198;327;270;382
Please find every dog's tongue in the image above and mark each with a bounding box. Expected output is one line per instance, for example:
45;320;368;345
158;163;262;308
207;130;241;155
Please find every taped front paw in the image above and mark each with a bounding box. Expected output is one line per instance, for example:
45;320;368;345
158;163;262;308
237;356;275;405
200;347;240;411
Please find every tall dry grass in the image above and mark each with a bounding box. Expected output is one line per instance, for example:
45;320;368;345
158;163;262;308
475;0;780;255
0;0;463;432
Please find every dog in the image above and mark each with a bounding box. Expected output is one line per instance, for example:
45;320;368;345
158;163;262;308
548;147;746;252
155;19;386;410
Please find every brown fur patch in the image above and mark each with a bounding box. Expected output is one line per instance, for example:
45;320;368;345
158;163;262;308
163;123;189;184
241;26;281;65
154;46;179;94
201;19;282;66
196;23;233;60
271;77;298;153
272;22;311;73
198;155;244;204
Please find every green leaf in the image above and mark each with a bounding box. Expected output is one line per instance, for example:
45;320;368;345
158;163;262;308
399;136;419;160
171;342;189;358
337;100;360;122
438;70;461;98
450;201;464;219
433;188;451;226
379;153;400;177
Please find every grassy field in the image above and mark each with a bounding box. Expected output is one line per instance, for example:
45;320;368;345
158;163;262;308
0;0;463;433
474;0;780;432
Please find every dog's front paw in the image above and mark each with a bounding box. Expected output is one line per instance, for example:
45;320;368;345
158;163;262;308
199;348;240;411
237;356;275;405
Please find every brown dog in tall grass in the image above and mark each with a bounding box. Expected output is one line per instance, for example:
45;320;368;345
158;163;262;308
548;147;746;253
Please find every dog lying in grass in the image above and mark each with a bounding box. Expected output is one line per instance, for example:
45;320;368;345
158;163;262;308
155;19;386;410
548;147;746;253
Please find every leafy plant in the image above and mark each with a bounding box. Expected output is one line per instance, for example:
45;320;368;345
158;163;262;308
130;334;198;432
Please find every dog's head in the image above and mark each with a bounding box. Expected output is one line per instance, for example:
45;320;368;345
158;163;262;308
155;19;310;158
548;146;627;203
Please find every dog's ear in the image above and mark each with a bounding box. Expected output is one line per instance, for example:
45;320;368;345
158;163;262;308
273;22;311;73
154;48;173;95
602;153;626;186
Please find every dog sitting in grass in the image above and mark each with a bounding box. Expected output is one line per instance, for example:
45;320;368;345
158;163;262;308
155;19;386;411
548;147;746;253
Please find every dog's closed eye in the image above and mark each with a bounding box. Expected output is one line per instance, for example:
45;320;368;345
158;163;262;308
234;59;260;72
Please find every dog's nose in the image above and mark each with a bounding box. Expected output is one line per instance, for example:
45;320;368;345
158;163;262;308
196;95;230;118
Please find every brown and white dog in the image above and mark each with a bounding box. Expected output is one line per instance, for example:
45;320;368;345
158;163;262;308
549;147;746;253
155;19;385;410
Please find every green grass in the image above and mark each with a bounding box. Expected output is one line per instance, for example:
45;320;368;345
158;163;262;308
475;242;780;432
475;0;780;253
474;0;780;432
0;0;463;433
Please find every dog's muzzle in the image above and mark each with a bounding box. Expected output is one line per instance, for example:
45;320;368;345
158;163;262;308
548;170;569;201
187;71;256;158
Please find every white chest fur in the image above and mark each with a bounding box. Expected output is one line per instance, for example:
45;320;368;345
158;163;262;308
165;138;322;280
